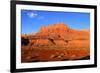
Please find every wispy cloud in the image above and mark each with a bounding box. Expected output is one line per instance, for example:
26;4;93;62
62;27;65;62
27;12;44;20
27;12;38;18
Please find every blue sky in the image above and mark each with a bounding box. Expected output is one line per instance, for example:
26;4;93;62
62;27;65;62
21;10;90;34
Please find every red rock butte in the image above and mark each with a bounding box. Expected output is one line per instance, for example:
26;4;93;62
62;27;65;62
21;23;90;62
37;23;70;35
40;23;70;31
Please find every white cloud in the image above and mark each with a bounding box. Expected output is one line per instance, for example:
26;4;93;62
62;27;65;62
27;12;44;20
27;12;38;18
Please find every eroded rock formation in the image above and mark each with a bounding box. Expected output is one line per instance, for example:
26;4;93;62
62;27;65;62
21;23;90;62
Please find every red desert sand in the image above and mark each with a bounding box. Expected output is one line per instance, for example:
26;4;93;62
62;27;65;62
21;23;90;62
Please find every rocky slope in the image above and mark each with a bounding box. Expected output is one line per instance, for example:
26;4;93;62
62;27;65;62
21;23;90;62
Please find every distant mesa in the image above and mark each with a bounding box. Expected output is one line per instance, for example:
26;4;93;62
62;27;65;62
35;23;90;40
21;22;90;47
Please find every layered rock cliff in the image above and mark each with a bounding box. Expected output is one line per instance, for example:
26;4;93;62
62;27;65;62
21;23;90;62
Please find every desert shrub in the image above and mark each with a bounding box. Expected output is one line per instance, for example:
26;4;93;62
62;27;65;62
21;37;29;45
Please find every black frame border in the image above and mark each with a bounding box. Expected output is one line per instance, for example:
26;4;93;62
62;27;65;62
10;1;97;73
